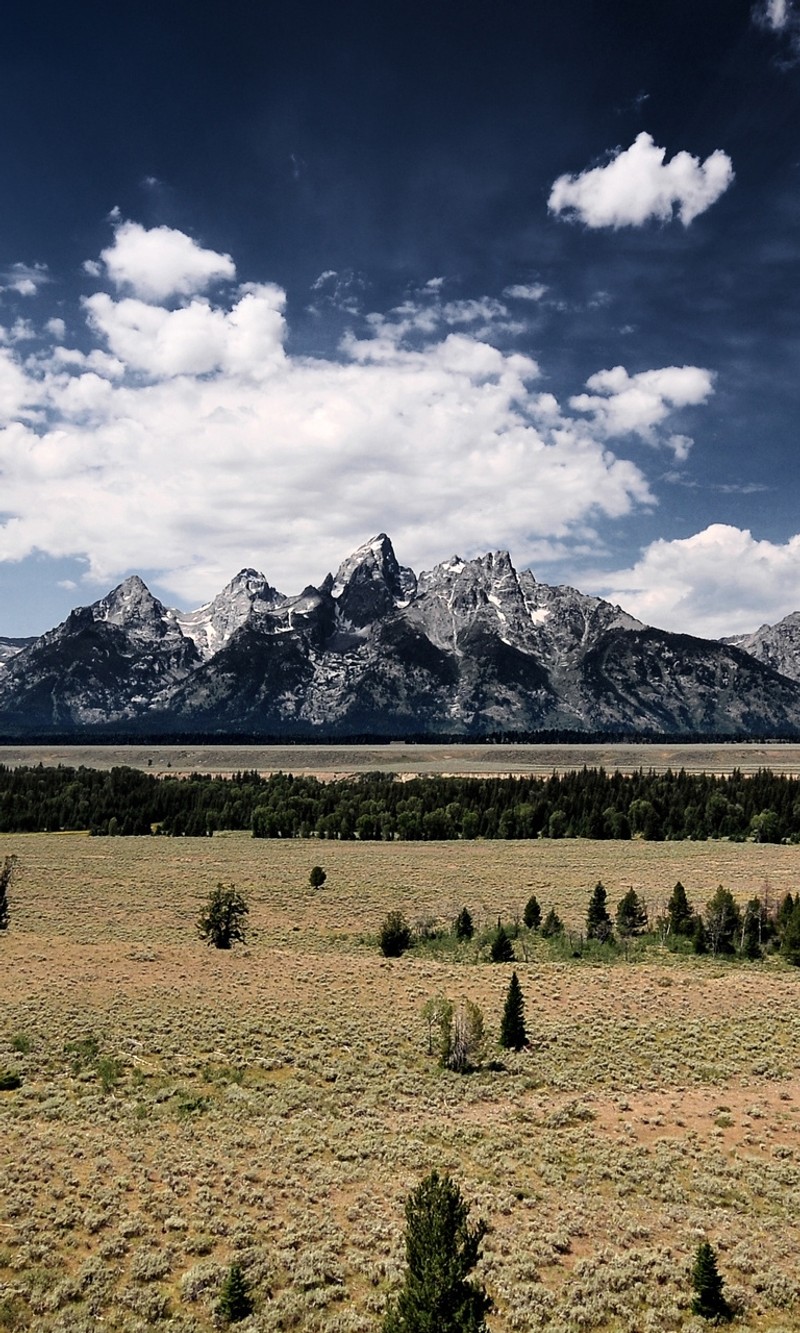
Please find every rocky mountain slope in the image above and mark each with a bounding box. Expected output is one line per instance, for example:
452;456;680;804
2;534;800;735
724;612;800;685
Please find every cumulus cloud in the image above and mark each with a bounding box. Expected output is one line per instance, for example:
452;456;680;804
569;364;715;442
548;132;734;228
0;220;724;608
0;262;50;297
503;283;548;301
97;220;236;301
598;525;800;637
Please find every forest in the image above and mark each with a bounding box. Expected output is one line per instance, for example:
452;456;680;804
1;762;800;841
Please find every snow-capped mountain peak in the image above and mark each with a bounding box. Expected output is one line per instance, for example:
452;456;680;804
174;568;284;660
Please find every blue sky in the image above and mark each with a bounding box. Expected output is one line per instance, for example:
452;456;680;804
1;0;800;637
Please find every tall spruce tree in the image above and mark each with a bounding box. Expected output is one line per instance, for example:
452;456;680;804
615;888;648;938
586;882;613;942
217;1262;254;1323
455;907;475;941
489;924;514;963
499;971;527;1050
523;894;541;931
383;1171;491;1333
0;855;16;932
666;881;694;936
690;1240;730;1321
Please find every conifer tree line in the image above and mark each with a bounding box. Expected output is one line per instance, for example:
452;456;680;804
379;880;800;965
4;761;800;841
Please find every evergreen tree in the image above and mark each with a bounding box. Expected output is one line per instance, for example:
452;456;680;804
690;1240;731;1322
0;855;16;932
380;911;413;957
704;886;741;958
586;882;613;942
217;1262;254;1324
777;891;797;935
454;907;474;941
499;971;527;1050
666;881;694;936
523;894;541;930
309;865;327;890
692;914;707;955
781;900;800;966
540;908;563;939
489;924;515;963
197;883;249;949
383;1170;491;1333
740;896;763;960
615;888;648;938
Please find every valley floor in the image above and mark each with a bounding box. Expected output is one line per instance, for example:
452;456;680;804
1;834;800;1330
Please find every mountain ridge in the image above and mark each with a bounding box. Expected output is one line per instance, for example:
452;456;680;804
2;534;800;736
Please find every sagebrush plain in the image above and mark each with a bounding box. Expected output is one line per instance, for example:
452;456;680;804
2;832;800;1331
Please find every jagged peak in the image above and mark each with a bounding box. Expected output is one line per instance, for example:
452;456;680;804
331;533;400;595
95;575;166;624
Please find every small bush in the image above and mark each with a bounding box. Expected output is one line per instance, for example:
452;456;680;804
0;1071;22;1091
379;911;412;957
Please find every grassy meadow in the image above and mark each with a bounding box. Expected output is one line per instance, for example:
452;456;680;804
2;832;800;1331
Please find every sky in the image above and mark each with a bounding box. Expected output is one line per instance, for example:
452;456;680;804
1;0;800;639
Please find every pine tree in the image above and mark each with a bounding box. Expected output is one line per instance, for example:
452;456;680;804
454;907;474;941
781;900;800;966
197;883;248;949
489;924;514;963
586;882;613;942
540;907;563;939
690;1240;730;1321
383;1171;491;1332
0;855;16;932
217;1262;254;1323
499;971;527;1050
692;914;707;954
523;894;541;930
309;865;327;890
666;881;694;936
615;888;648;938
740;896;763;959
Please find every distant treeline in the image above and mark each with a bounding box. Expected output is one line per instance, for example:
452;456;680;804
1;728;799;744
2;763;800;841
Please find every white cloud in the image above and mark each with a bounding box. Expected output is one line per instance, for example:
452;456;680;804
503;283;548;301
0;262;50;297
0;220;723;608
46;318;66;340
569;364;715;442
98;220;236;301
598;525;800;637
548;132;734;228
757;0;791;30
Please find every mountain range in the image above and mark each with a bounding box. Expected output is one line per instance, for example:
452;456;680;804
2;534;800;736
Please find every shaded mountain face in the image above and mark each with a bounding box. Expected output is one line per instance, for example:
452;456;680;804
2;535;800;735
724;612;800;685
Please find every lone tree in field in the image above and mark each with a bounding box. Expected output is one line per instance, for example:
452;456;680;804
380;911;412;957
586;882;613;942
383;1170;492;1333
454;907;474;941
615;888;648;938
499;971;527;1050
690;1240;731;1322
523;894;541;931
217;1262;254;1324
0;855;17;932
309;865;327;890
197;883;249;949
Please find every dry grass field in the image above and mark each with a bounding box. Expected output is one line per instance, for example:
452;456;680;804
4;741;800;778
2;833;800;1331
